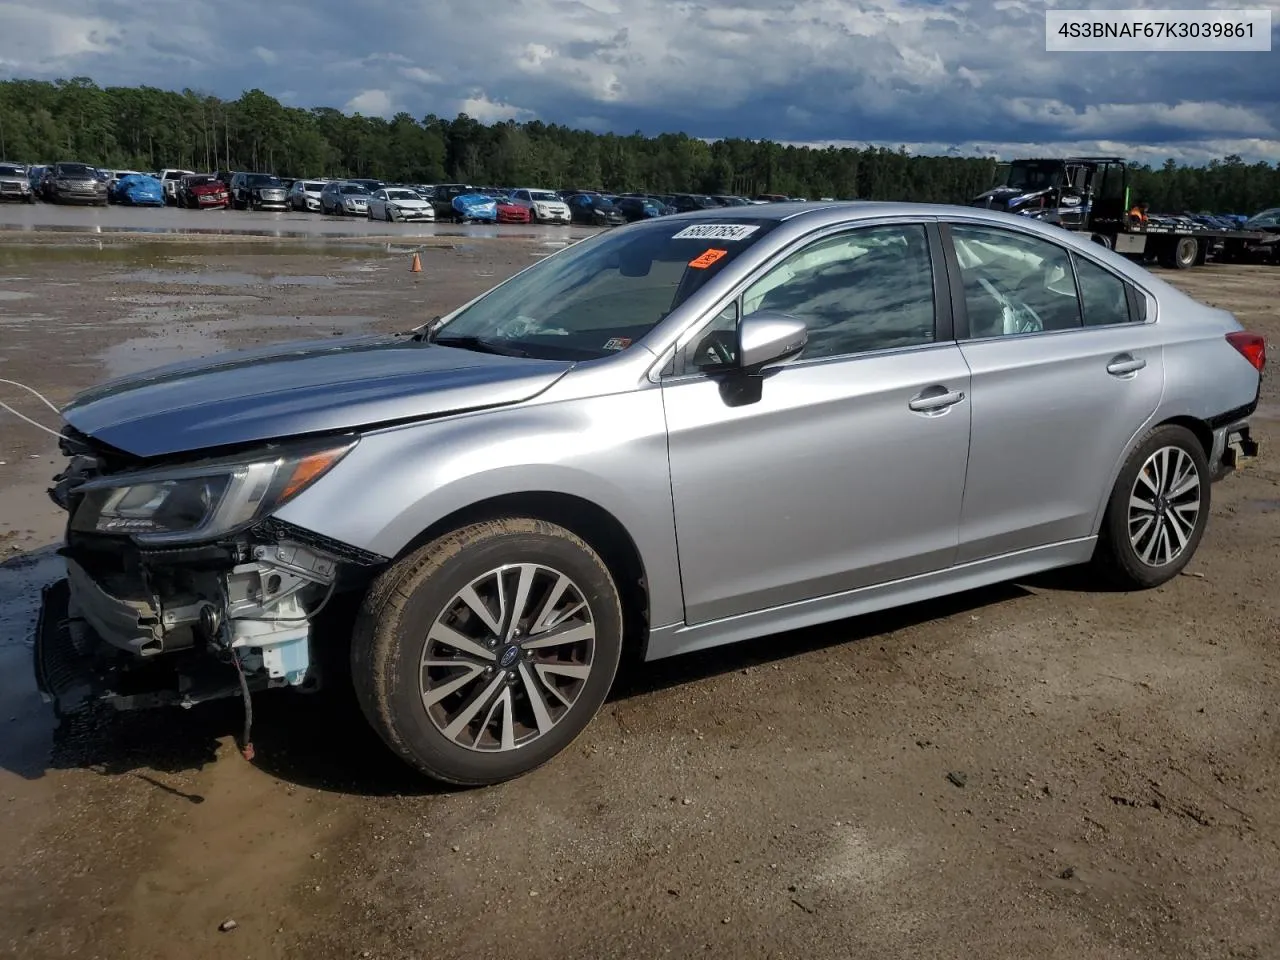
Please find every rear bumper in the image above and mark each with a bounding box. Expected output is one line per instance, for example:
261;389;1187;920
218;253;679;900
1209;417;1260;481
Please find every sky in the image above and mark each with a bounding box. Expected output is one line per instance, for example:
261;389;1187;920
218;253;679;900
0;0;1277;166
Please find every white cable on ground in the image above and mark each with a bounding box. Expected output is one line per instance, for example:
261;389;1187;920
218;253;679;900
0;377;65;440
0;378;61;413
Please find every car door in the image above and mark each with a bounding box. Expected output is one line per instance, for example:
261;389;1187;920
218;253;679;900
940;219;1165;563
661;220;972;625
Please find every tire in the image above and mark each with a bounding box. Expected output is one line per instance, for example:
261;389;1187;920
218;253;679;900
1174;237;1198;269
1092;424;1210;589
351;518;624;786
1159;236;1198;269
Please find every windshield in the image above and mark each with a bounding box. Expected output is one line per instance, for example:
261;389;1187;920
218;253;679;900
187;175;218;186
57;163;96;178
1003;161;1063;191
433;217;780;360
1246;208;1280;228
246;174;282;187
387;189;419;200
341;184;368;195
0;164;24;176
304;181;326;191
529;191;558;202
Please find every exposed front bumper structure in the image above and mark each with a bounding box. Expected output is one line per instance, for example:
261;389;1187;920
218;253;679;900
34;516;387;717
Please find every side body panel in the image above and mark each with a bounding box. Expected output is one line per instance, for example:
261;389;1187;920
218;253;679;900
272;387;686;629
661;344;972;624
955;328;1166;562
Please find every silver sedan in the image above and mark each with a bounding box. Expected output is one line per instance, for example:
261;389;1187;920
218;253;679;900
40;202;1266;786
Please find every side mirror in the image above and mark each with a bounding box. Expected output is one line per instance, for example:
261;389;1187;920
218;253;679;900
738;311;808;373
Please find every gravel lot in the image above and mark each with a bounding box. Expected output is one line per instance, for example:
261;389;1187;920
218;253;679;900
0;228;1277;960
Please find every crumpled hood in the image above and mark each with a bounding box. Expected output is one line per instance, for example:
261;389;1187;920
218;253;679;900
61;334;575;458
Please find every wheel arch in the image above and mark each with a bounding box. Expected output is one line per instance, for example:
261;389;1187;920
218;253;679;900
392;491;653;662
1089;412;1214;535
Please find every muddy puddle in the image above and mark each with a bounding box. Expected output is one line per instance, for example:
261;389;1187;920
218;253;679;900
110;270;351;287
98;314;381;378
0;240;391;267
0;548;63;781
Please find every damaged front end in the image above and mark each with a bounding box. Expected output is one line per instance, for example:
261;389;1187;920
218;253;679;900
34;426;386;728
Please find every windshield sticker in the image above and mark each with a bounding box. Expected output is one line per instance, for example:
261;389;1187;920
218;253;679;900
671;223;760;242
688;248;729;269
603;337;632;351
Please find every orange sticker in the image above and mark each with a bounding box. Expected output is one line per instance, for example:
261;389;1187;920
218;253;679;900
688;248;728;269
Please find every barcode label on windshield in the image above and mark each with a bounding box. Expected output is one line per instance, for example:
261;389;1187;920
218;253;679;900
671;224;760;241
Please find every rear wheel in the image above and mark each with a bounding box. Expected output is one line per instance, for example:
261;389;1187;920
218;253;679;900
351;518;624;785
1092;424;1210;588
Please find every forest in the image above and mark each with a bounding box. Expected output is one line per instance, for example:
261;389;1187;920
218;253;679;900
1;77;1277;214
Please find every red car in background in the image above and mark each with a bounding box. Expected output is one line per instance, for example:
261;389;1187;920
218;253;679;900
496;197;531;223
176;174;230;209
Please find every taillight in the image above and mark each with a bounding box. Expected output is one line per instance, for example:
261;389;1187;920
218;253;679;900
1226;332;1266;372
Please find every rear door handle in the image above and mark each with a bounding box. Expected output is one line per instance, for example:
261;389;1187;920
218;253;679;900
1106;354;1146;376
908;388;966;413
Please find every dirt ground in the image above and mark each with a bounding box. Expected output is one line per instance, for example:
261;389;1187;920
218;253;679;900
0;235;1277;960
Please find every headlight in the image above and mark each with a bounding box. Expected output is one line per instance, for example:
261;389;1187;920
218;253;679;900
69;438;356;544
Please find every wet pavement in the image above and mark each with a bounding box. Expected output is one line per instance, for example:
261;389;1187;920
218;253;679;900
1;237;1279;959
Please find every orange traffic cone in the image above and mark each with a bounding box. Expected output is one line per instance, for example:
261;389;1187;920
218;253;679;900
410;252;422;273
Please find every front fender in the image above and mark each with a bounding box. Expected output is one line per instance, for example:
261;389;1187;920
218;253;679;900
272;388;684;626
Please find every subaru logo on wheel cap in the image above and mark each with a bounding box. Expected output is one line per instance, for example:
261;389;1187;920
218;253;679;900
499;645;520;668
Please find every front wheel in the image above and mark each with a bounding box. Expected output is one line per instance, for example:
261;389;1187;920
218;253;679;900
1092;424;1210;588
351;518;624;786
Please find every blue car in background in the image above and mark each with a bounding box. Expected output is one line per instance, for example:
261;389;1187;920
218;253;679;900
451;192;498;223
110;173;165;206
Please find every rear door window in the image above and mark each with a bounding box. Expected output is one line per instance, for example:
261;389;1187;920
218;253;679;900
1072;254;1135;326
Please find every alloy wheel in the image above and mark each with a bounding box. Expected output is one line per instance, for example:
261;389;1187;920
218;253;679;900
1128;445;1202;567
420;563;596;752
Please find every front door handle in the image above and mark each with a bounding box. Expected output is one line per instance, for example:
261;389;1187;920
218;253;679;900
908;387;966;413
1107;354;1147;376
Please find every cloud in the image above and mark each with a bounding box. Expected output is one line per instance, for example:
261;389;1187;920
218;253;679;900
400;66;441;84
457;93;534;123
345;89;393;116
0;0;1277;164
